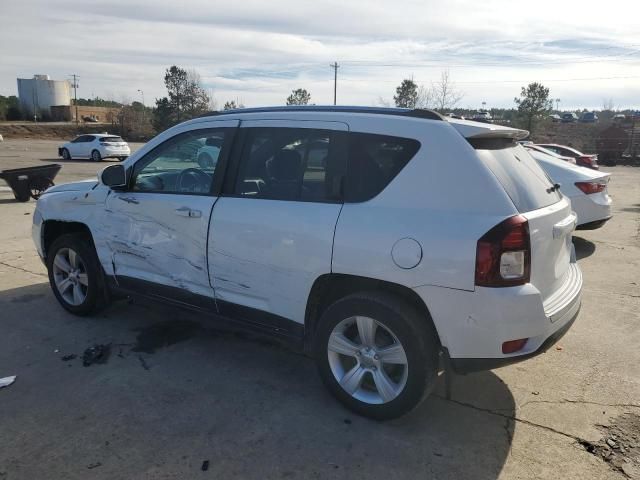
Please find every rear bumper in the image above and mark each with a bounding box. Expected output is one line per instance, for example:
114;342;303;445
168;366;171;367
449;295;580;374
414;262;583;373
577;217;612;230
571;192;612;227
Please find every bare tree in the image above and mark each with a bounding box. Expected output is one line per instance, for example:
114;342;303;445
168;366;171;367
416;84;435;109
431;70;464;112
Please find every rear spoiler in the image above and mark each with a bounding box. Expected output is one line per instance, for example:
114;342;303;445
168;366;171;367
447;118;530;141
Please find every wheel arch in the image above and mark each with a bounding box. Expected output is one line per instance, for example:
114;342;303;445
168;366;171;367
304;273;442;352
42;220;94;259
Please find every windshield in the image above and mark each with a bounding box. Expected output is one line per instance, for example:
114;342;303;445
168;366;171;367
475;143;561;213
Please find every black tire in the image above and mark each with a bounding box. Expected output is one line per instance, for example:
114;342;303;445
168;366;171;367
118;156;128;162
91;149;102;162
46;233;109;315
314;292;439;420
61;148;71;160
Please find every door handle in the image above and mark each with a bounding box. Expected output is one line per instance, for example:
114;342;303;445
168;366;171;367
175;207;202;218
118;196;139;204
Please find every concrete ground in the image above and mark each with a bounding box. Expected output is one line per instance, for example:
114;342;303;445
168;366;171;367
0;139;639;480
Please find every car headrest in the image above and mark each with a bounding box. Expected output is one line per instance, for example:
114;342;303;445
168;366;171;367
267;149;302;181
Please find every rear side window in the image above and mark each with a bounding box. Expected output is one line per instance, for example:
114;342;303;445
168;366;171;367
231;127;347;202
475;142;561;213
346;132;420;202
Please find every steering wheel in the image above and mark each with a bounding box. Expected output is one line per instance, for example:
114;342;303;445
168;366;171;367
177;168;211;193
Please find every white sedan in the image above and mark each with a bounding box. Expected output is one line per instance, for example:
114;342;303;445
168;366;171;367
58;134;130;162
528;149;612;229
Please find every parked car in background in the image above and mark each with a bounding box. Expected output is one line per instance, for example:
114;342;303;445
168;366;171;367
579;112;598;123
527;149;612;230
561;113;578;123
34;106;582;419
522;144;576;164
549;114;562;123
472;110;492;122
58;134;130;162
536;143;599;170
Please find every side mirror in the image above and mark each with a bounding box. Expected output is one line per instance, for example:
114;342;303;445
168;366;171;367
100;164;127;189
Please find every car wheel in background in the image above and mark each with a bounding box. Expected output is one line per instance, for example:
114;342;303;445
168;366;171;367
46;233;109;315
91;149;102;162
314;292;440;420
61;148;71;160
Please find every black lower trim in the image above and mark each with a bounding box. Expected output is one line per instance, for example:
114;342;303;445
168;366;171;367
447;303;580;374
108;276;304;347
576;217;611;230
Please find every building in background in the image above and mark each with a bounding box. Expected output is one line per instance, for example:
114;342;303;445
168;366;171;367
16;74;71;119
50;105;120;123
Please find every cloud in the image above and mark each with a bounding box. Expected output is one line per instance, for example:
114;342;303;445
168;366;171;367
1;0;639;109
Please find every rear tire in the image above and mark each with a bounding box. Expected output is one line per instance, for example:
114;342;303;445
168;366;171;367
314;292;439;420
61;148;71;160
91;149;102;162
46;233;109;315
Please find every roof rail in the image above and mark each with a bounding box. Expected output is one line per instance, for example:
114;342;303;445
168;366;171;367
198;105;444;121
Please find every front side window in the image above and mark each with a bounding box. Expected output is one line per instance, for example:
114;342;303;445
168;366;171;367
131;128;228;194
345;132;421;202
232;127;346;202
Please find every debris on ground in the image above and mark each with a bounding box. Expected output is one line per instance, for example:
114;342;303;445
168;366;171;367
61;354;77;361
0;376;16;389
138;355;150;371
579;413;640;478
87;462;102;470
201;460;209;471
82;344;111;367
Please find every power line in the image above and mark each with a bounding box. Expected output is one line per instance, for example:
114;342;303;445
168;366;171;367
339;74;640;85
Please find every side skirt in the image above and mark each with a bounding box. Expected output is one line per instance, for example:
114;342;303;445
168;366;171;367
107;275;305;351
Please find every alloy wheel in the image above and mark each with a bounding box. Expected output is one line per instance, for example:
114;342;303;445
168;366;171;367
52;248;88;306
327;316;408;404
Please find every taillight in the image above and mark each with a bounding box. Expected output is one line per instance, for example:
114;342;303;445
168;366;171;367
475;215;531;287
575;181;606;194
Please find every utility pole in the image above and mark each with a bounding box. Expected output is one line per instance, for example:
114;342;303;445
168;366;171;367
556;98;561;112
137;89;145;123
330;62;339;105
69;74;79;125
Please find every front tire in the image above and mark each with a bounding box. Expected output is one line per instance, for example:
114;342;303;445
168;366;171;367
46;233;108;315
91;149;102;162
314;292;439;420
61;148;71;160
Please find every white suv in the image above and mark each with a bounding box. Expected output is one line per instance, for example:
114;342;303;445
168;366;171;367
33;107;582;419
59;134;130;162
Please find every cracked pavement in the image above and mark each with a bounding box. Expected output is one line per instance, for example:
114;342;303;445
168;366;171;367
0;139;639;479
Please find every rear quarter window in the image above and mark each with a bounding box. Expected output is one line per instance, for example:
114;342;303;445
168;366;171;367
474;142;561;213
346;132;420;202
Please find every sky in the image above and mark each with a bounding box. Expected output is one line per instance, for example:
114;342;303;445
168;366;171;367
1;0;639;110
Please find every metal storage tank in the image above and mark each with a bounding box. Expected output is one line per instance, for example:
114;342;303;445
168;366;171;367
17;75;71;118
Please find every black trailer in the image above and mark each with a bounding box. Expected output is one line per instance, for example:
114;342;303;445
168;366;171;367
0;164;62;202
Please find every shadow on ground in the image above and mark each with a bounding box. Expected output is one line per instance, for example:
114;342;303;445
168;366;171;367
573;236;596;260
0;283;515;479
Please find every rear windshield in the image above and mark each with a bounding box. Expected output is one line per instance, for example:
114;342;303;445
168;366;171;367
474;141;561;213
100;136;124;142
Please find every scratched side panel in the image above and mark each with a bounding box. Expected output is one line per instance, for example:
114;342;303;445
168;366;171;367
208;198;341;324
103;192;217;298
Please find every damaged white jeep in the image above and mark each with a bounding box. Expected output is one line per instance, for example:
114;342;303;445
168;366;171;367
33;106;582;419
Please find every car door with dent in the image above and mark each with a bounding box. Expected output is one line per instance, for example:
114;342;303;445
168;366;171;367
102;120;238;304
